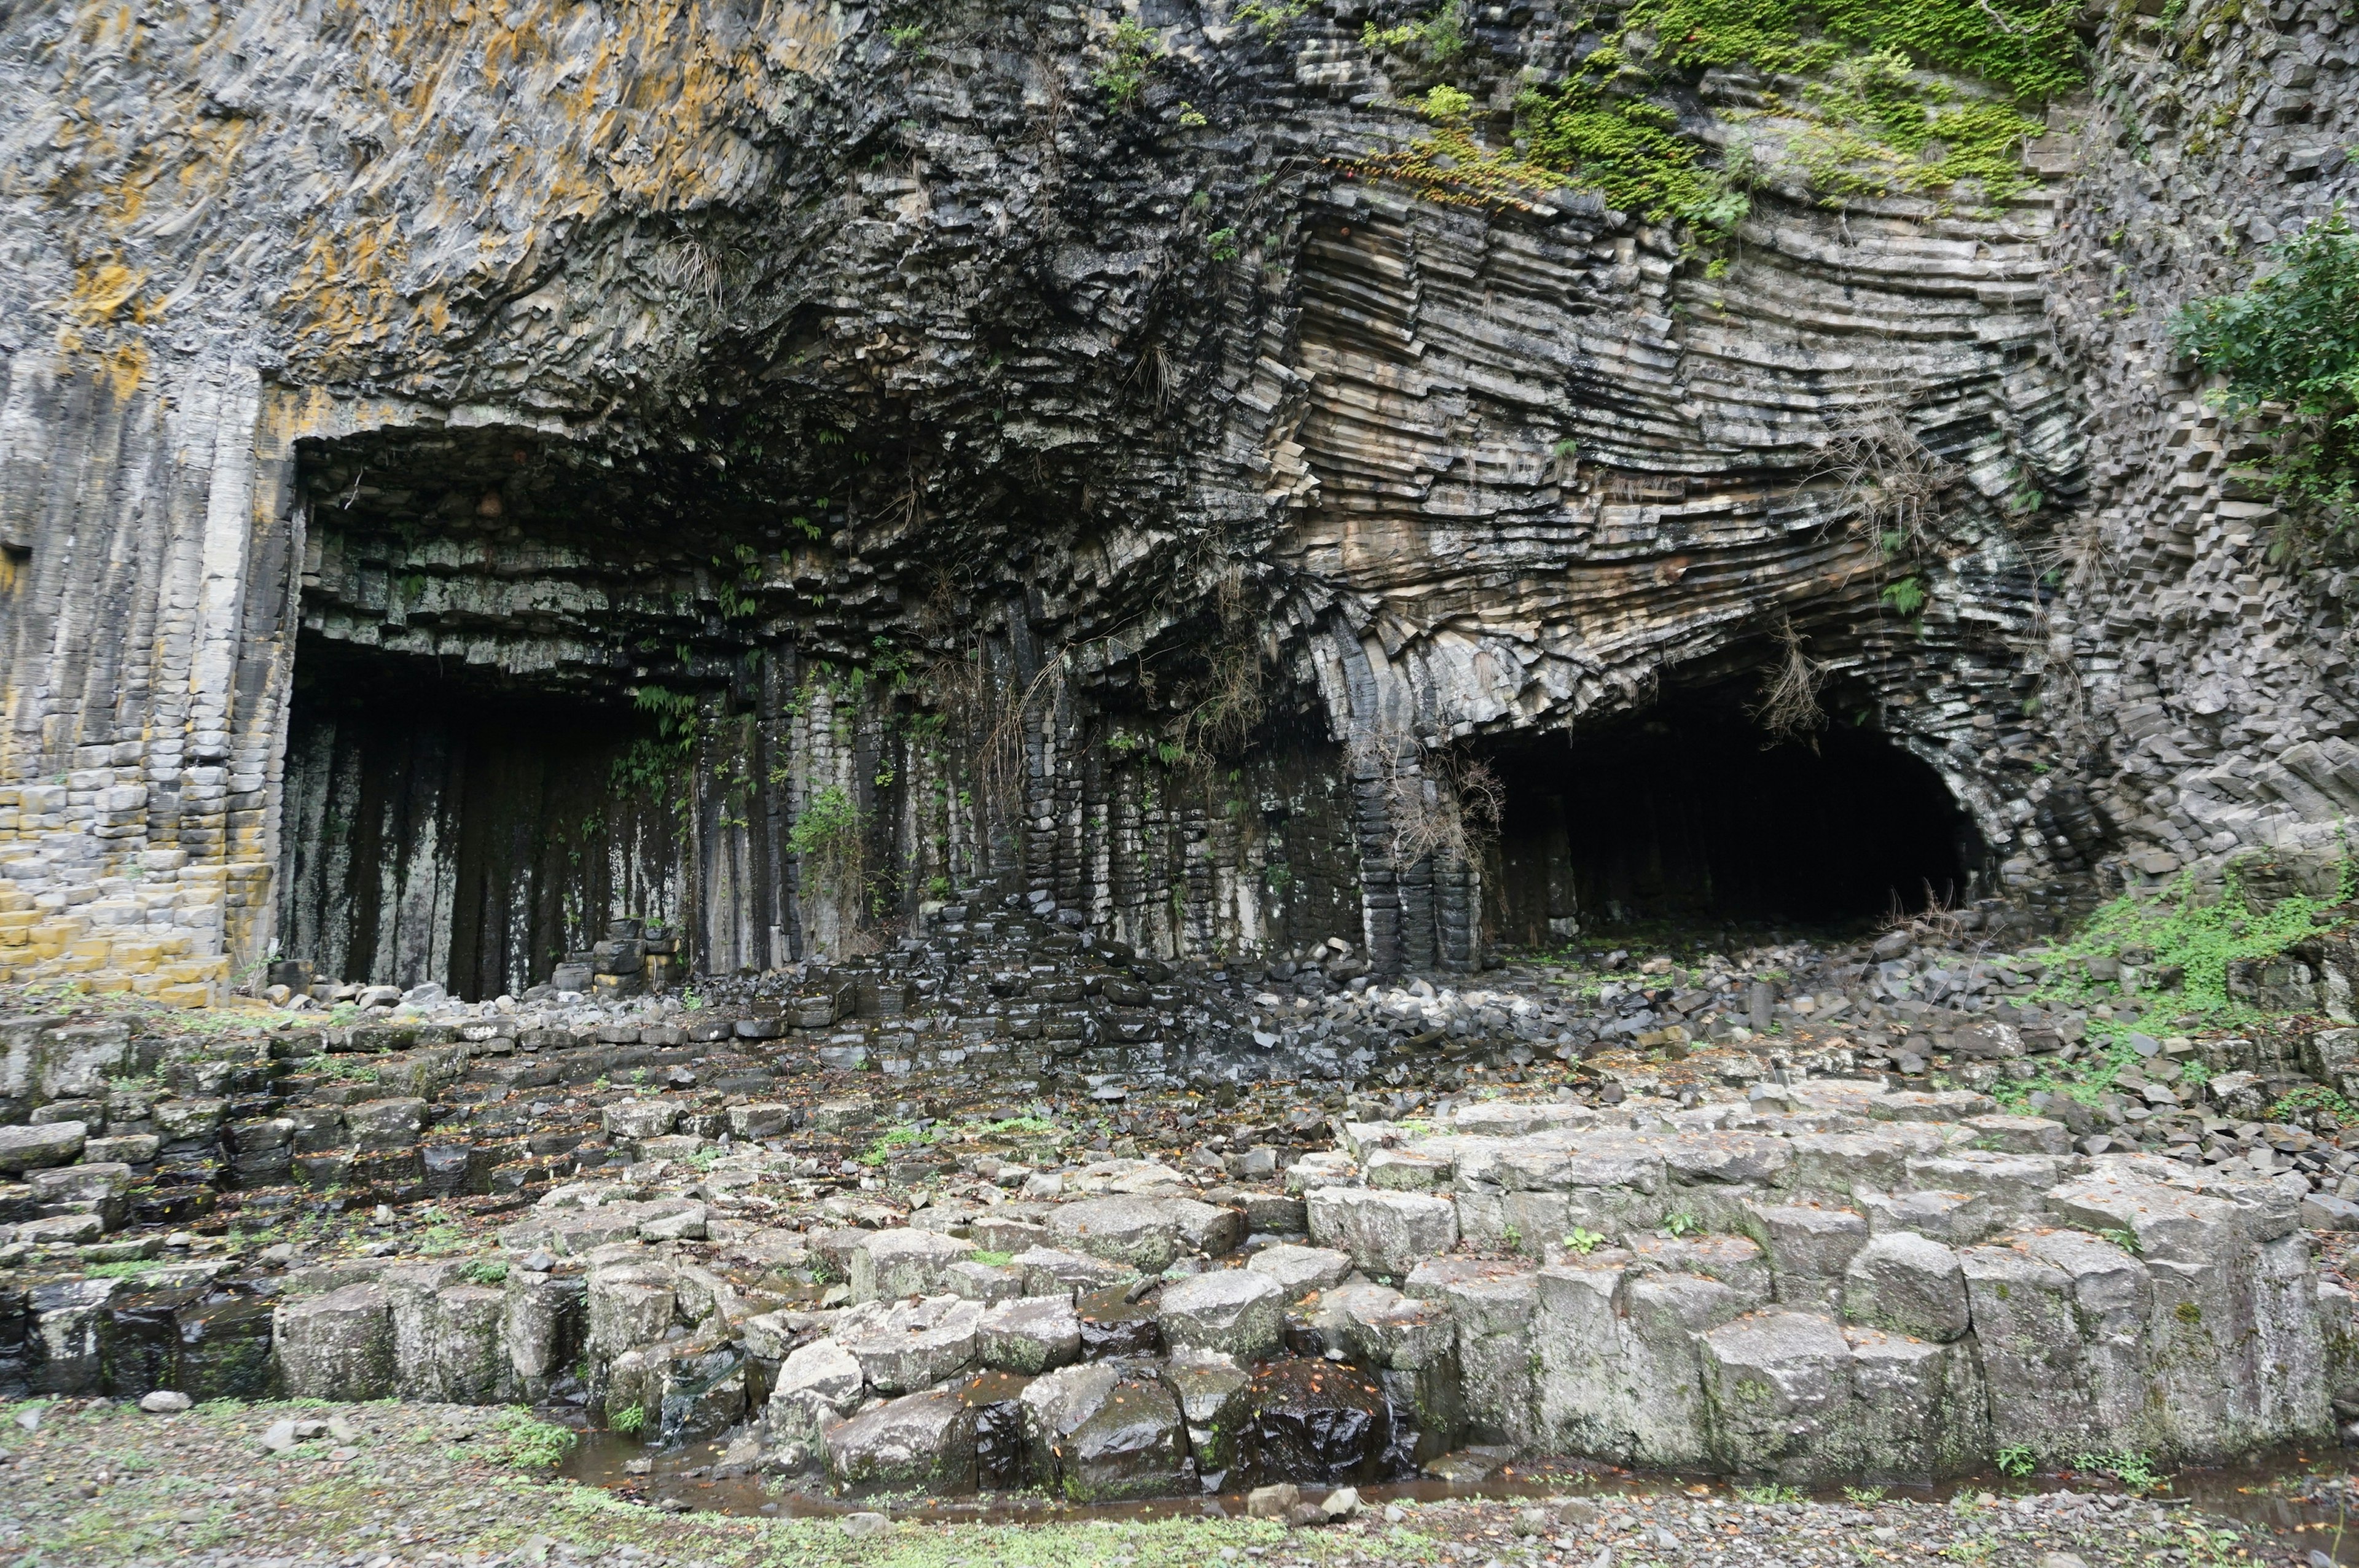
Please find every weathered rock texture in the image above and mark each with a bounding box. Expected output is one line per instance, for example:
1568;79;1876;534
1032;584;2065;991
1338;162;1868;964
0;0;2350;996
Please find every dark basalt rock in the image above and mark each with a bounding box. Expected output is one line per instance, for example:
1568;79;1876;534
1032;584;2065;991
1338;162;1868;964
1249;1357;1395;1487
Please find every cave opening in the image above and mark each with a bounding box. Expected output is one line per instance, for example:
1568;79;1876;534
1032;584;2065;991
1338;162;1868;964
1483;692;1984;945
277;633;681;1001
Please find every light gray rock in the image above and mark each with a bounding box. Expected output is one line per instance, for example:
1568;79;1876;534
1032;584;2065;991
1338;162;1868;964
976;1294;1083;1374
832;1295;983;1393
0;1120;84;1173
601;1098;679;1140
1156;1268;1283;1360
1307;1188;1458;1276
273;1283;395;1400
1842;1232;1970;1343
851;1228;977;1303
1246;1242;1354;1295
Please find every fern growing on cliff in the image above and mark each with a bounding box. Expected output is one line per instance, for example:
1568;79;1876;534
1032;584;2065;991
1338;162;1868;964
2173;208;2359;529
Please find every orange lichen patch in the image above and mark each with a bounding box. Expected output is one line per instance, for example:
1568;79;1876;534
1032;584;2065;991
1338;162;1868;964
66;261;145;326
99;339;149;399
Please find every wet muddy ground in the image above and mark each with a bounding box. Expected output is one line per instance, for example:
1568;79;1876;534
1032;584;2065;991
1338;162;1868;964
6;1394;2355;1567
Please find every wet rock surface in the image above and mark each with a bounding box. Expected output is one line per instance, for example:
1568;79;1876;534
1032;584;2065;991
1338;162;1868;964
9;908;2359;1512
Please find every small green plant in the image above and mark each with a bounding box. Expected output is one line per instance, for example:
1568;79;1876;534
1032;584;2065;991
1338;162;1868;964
461;1258;510;1285
1993;1443;2037;1476
1094;18;1160;111
608;1404;645;1437
1235;0;1313;34
969;1249;1015;1267
1562;1227;1608;1255
2271;1082;2353;1122
1881;575;1928;615
1500;1222;1525;1250
2098;1227;2143;1255
1843;1484;1889;1504
1207;227;1241;262
1364;2;1468;62
885;21;924;47
2076;1450;2165;1492
1421;83;1475;120
1663;1209;1702;1238
488;1409;577;1467
1738;1482;1805;1504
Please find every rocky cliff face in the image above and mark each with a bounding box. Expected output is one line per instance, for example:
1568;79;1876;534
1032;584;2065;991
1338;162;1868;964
1;0;2352;999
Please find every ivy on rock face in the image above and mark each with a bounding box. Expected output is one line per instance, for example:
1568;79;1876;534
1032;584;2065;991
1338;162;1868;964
1356;0;2082;242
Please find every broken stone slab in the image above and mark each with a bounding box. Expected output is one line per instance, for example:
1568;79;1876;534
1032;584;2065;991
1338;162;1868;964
601;1098;679;1141
1747;1203;1869;1310
850;1228;976;1303
2046;1174;2247;1263
824;1387;976;1494
1164;1346;1256;1490
1156;1268;1283;1360
1842;1232;1969;1342
273;1282;396;1400
1246;1242;1353;1296
832;1295;983;1393
976;1295;1082;1374
765;1339;865;1470
1307;1187;1458;1277
944;1258;1025;1304
1012;1244;1137;1297
1020;1362;1191;1501
0;1120;84;1174
585;1263;676;1362
1406;1257;1543;1446
1046;1195;1240;1271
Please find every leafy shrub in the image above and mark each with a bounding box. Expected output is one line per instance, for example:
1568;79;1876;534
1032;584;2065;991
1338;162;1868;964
1095;18;1160;110
2173;209;2359;528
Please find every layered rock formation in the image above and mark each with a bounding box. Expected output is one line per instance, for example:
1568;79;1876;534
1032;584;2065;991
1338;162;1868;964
0;0;2353;999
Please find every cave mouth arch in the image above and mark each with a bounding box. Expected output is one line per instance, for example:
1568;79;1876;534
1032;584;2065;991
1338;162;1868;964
1482;691;1985;945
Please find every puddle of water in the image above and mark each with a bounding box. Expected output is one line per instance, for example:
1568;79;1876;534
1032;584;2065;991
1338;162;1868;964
554;1423;2359;1556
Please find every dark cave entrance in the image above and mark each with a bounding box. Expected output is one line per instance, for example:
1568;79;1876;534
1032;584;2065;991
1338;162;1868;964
277;634;678;1000
1482;693;1984;945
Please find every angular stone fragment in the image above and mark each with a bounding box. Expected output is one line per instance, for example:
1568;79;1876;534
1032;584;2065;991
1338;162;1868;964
1013;1244;1136;1297
1157;1268;1283;1360
1164;1346;1257;1488
273;1283;395;1400
1247;1242;1354;1296
851;1228;977;1303
601;1098;679;1140
833;1295;983;1393
1307;1188;1458;1276
1020;1363;1191;1500
825;1387;976;1494
1843;1232;1968;1342
0;1120;84;1173
977;1295;1082;1374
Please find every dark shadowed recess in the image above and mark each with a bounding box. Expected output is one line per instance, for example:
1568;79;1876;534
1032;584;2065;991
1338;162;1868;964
1484;692;1984;942
277;634;678;1000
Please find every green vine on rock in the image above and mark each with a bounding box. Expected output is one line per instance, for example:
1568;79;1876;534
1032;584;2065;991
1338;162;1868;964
1345;0;2079;244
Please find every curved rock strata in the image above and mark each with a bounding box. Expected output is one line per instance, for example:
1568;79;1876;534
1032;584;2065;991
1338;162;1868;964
12;0;2347;998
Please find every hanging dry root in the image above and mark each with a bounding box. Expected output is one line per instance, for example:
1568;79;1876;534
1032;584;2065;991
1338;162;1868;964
1820;396;1960;555
1751;620;1828;743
